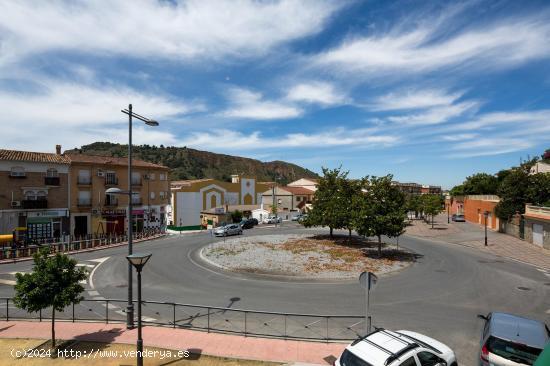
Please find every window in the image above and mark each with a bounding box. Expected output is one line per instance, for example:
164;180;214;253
159;173;166;181
149;173;155;180
78;169;91;184
78;191;91;206
10;166;25;177
150;192;155;200
296;196;301;202
399;357;417;366
36;191;47;200
131;172;141;185
105;171;117;185
417;352;442;366
486;336;541;365
160;191;166;199
46;168;58;177
339;350;373;366
131;194;141;204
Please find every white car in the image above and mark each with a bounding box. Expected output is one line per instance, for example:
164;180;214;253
263;216;282;224
213;224;242;237
336;328;457;366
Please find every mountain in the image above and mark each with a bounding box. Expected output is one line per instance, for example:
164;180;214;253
65;142;319;184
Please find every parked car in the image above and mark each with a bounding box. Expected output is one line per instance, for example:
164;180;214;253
213;224;242;237
477;312;549;366
452;214;465;222
263;216;282;224
249;218;258;226
292;213;308;221
335;328;457;366
239;219;254;229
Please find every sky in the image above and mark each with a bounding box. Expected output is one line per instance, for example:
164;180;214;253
1;0;550;189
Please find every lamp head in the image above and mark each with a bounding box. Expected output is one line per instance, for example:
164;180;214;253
145;120;159;126
126;253;152;271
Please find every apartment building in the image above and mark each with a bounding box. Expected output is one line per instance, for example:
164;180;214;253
66;153;170;236
0;146;70;239
261;185;315;220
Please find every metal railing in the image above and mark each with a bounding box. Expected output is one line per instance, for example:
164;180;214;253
0;229;164;261
0;298;365;341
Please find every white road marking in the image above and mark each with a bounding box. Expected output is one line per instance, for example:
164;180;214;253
76;263;95;268
8;271;27;275
0;279;16;286
546;309;550;314
88;257;110;290
92;296;105;300
79;280;87;284
115;310;126;315
87;290;99;296
88;257;110;263
142;316;157;322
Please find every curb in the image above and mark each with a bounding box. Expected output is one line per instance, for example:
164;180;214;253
0;234;166;265
404;233;550;272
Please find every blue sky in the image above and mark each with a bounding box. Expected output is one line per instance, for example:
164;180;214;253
1;0;550;188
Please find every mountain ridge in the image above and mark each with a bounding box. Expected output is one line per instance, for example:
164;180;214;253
65;142;319;184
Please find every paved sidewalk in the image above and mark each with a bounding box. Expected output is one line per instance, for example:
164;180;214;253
406;214;550;270
0;321;345;365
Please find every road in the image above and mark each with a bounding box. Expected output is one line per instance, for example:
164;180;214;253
0;223;549;366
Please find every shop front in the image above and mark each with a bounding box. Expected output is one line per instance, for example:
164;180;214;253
100;209;126;235
26;209;69;240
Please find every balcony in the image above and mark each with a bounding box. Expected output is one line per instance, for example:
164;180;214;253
105;176;119;186
131;179;142;186
104;197;118;207
9;173;26;179
77;199;92;207
22;200;48;209
44;176;60;186
77;177;92;185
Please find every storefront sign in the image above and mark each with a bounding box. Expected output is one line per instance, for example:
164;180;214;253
27;210;68;218
102;209;126;215
132;209;144;215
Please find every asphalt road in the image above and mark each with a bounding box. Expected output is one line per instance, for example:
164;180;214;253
1;223;549;366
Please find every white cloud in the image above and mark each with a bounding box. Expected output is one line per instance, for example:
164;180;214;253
386;101;479;125
367;89;464;111
449;138;533;158
221;87;302;120
286;81;348;106
178;128;398;151
0;78;192;151
315;14;550;76
0;0;342;65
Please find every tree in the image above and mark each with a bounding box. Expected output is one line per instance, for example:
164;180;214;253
462;173;499;195
14;249;87;348
526;173;550;206
405;195;422;219
353;175;407;256
338;176;362;241
303;167;348;237
421;194;443;228
495;169;529;220
449;184;465;197
231;210;243;223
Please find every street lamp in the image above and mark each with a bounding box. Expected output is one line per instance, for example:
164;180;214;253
447;201;450;224
114;104;159;329
484;211;489;246
126;252;152;366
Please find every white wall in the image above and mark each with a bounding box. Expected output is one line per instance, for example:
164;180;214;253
225;192;239;205
240;178;256;204
176;192;201;227
252;209;269;222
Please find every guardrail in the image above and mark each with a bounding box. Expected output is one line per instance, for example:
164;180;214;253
0;298;365;341
0;229;164;261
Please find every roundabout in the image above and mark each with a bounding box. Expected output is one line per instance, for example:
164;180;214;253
200;233;416;280
1;223;549;365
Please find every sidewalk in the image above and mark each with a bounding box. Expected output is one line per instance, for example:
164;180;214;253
406;214;550;270
0;321;345;365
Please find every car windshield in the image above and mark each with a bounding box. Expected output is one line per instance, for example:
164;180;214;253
487;336;542;365
339;350;374;366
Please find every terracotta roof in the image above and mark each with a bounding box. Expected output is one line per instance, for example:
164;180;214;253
282;186;315;195
66;153;168;169
171;179;214;188
0;149;71;164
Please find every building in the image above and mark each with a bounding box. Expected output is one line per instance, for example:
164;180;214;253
66;153;170;236
463;195;500;230
287;178;318;192
261;185;315;220
523;205;550;249
421;185;442;195
529;161;550;175
0;146;71;240
171;175;270;230
445;195;465;215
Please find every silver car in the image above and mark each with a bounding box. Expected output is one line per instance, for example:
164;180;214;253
478;312;549;366
213;224;242;237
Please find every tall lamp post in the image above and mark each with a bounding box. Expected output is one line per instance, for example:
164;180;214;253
484;211;489;246
108;105;158;329
447;201;450;224
126;252;152;366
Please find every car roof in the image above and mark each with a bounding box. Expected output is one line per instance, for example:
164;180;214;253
489;312;549;348
347;329;419;366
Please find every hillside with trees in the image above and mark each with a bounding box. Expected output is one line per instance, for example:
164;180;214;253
65;142;319;184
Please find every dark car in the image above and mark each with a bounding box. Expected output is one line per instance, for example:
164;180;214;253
239;219;254;229
477;312;549;366
249;218;258;226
